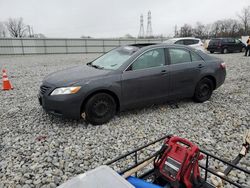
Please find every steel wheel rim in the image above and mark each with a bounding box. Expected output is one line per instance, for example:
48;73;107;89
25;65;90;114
198;84;210;98
92;100;109;117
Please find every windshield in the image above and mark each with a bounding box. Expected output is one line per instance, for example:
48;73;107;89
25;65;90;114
90;46;138;70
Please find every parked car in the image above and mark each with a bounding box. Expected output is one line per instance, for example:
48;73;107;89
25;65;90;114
207;38;246;54
39;44;226;125
164;37;205;52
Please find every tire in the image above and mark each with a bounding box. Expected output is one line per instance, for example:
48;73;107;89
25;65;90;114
84;93;116;125
193;78;214;103
240;47;245;52
210;51;214;54
222;48;228;54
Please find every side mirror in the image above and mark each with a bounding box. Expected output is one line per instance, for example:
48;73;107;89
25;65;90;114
125;66;132;71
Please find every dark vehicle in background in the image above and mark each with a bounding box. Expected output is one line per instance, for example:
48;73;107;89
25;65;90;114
39;44;226;125
207;38;246;54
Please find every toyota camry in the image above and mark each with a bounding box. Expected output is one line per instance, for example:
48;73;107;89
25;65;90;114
38;44;226;125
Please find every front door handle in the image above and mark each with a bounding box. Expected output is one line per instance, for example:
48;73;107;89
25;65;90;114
197;64;204;68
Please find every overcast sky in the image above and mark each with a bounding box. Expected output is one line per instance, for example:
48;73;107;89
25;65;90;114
0;0;249;38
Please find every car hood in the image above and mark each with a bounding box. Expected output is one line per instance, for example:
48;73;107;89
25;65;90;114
43;64;112;86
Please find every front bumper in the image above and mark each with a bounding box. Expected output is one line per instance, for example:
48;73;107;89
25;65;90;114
38;86;83;120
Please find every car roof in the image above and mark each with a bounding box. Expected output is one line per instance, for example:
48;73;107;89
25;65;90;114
130;43;157;48
133;43;198;51
165;37;201;42
210;37;235;40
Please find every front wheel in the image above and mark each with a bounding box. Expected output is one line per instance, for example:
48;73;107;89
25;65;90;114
240;47;245;52
193;78;214;103
84;93;116;125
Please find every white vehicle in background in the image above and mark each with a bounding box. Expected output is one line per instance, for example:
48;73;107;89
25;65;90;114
164;37;206;52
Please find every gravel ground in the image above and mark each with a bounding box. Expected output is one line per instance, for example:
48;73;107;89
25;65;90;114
0;52;249;188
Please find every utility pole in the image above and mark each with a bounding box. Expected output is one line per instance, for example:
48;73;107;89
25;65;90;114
146;11;153;38
27;25;31;37
138;14;145;38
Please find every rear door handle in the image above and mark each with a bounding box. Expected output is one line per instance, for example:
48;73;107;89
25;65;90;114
161;70;167;74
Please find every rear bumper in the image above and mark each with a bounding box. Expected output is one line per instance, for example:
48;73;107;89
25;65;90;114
215;69;226;89
38;92;83;120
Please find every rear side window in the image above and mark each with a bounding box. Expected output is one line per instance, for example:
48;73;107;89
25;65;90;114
169;48;191;64
175;40;184;45
222;39;228;43
209;39;220;45
227;38;235;43
190;51;203;62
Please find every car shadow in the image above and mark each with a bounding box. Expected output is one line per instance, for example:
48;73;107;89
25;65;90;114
44;98;200;127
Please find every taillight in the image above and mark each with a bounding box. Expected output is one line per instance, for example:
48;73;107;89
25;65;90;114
220;62;226;69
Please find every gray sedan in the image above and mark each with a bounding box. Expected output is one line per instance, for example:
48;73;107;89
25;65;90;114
39;44;226;125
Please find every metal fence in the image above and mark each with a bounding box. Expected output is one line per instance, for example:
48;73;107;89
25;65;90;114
0;38;165;55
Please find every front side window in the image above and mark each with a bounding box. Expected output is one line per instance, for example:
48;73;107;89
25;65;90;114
184;39;196;45
169;48;191;64
131;48;165;70
228;38;235;43
236;39;241;44
193;39;200;44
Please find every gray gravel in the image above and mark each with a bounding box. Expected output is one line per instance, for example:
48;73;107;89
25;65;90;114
0;52;249;187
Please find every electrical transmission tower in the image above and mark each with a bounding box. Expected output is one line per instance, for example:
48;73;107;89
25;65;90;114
138;14;144;38
146;11;153;38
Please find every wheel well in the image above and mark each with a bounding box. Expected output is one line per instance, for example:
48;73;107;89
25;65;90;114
81;90;120;113
202;76;216;90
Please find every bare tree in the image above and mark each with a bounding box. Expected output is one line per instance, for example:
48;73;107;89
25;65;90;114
238;6;250;35
122;34;135;39
179;24;193;37
193;22;205;38
5;17;27;38
0;22;7;37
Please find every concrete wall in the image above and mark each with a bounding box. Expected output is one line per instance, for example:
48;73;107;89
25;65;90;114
0;38;165;55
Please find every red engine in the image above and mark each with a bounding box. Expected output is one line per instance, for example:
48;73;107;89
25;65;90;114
154;136;203;188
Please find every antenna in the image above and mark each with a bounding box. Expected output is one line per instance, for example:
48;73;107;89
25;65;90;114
138;14;144;38
146;11;153;38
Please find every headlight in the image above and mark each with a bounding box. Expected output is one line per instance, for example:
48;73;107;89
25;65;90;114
50;86;81;96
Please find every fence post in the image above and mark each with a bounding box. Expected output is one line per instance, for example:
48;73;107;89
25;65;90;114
102;39;105;53
65;39;68;54
20;38;24;55
85;39;88;54
43;39;47;54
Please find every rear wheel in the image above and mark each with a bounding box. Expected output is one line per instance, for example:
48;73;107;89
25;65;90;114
193;78;214;103
84;93;116;125
210;51;214;54
240;47;245;52
222;48;228;54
